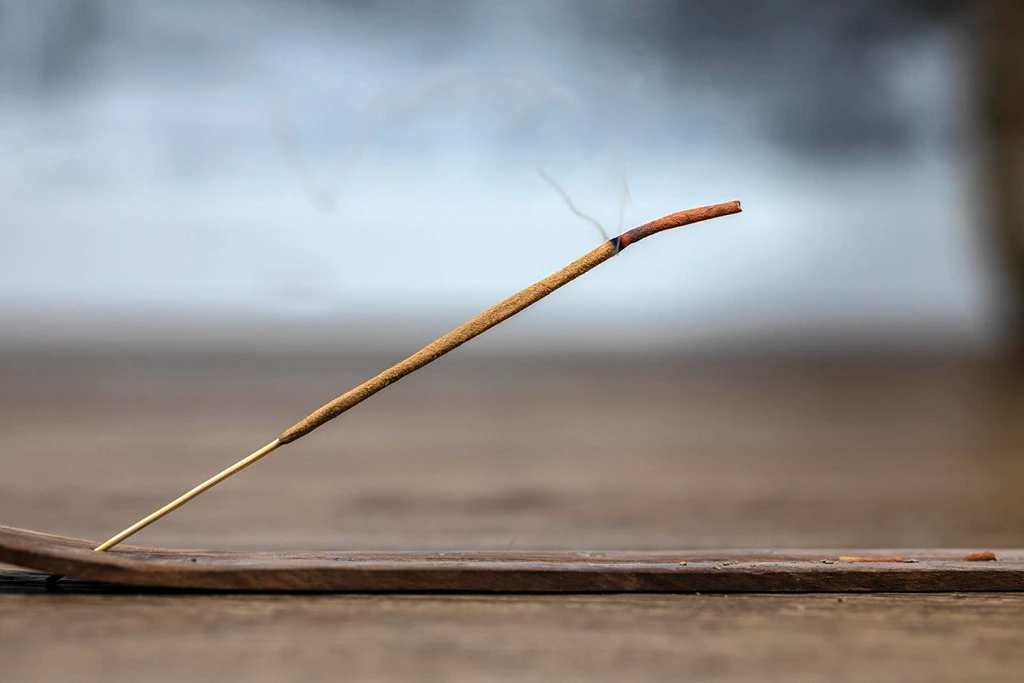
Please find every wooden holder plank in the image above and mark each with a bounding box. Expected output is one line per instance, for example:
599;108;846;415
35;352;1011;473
2;526;1022;593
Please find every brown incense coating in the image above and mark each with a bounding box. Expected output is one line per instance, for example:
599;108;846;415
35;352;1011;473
279;241;615;444
279;200;741;444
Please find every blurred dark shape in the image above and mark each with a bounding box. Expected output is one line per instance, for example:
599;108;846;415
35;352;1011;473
981;0;1024;348
577;0;969;156
1;0;969;154
294;0;972;156
0;0;105;96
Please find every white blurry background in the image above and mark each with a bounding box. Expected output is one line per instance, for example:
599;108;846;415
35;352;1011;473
0;0;998;354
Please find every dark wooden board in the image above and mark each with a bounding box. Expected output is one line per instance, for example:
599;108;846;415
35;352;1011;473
1;525;1021;593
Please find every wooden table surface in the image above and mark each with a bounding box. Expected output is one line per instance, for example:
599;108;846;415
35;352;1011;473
2;350;1023;681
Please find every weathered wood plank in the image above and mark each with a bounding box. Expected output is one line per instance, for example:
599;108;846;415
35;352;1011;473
1;526;1019;592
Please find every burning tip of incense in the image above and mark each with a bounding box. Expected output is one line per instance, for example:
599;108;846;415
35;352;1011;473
614;200;743;250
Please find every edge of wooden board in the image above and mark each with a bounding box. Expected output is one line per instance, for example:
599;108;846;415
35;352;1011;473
2;526;1022;593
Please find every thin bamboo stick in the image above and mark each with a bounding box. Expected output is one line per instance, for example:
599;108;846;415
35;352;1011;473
93;200;741;552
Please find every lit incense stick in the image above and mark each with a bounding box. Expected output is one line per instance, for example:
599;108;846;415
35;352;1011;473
94;200;741;552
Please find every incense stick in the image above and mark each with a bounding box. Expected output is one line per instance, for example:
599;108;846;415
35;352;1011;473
93;200;741;552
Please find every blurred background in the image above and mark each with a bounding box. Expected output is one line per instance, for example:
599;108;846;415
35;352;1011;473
1;0;1023;551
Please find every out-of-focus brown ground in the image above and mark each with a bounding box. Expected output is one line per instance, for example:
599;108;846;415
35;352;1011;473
2;350;1024;681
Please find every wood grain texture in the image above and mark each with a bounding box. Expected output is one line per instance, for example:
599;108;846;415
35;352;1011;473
2;526;1022;592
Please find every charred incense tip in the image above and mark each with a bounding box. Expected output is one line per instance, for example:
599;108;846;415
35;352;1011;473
613;200;741;252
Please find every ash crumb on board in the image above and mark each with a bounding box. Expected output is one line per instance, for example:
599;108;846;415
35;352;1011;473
963;551;997;562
